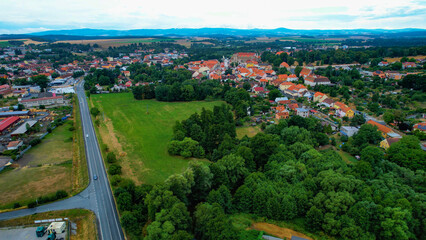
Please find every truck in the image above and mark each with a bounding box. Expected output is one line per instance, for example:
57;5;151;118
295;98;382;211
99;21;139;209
36;226;46;237
46;232;56;240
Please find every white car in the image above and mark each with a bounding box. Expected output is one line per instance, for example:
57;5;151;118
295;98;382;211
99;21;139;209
86;134;89;138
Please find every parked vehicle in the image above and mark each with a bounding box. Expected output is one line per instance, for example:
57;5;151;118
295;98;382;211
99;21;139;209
36;226;46;237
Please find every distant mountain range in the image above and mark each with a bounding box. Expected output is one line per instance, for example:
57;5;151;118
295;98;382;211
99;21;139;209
1;28;425;40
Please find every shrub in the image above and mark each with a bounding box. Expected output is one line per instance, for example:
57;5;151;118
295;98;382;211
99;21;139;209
111;175;122;186
68;126;75;131
27;201;37;208
13;202;21;209
107;152;117;163
55;190;68;199
29;138;41;146
109;164;122;175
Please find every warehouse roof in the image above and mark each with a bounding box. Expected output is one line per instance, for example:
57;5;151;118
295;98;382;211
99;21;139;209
0;116;20;132
0;111;29;117
10;120;37;135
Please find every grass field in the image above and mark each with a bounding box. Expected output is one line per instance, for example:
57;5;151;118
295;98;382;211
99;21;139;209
231;214;324;240
338;150;357;164
0;165;72;209
117;38;176;44
280;37;340;45
21;123;73;166
56;38;188;48
90;93;224;184
236;126;261;138
0;98;88;209
0;209;97;240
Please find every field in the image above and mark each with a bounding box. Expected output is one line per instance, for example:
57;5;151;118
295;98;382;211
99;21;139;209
0;39;47;47
0;209;97;240
280;37;340;45
231;214;322;240
90;93;224;184
236;126;261;138
20;123;73;166
0;164;72;209
56;38;191;48
384;55;426;63
0;99;87;209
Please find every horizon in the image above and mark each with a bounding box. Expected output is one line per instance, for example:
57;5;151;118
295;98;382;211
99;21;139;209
1;0;425;34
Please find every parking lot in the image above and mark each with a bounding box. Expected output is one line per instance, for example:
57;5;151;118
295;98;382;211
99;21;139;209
0;226;66;240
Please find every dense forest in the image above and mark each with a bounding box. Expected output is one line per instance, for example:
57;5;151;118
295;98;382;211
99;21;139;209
113;108;424;240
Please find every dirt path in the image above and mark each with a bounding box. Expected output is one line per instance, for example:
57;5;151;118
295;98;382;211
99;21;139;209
252;222;313;240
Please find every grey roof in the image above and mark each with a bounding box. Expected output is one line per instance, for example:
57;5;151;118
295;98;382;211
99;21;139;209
0;111;29;117
291;237;309;240
10;120;37;135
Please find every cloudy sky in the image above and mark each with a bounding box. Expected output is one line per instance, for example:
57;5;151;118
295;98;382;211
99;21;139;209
0;0;425;34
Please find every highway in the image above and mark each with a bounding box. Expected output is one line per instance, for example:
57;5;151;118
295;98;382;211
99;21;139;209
0;81;124;240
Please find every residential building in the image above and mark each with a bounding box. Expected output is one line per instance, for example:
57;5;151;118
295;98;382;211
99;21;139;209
367;120;394;138
295;108;310;118
7;140;23;150
380;138;401;150
340;126;359;137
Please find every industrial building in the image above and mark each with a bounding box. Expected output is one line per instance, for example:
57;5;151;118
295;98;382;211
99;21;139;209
10;120;38;136
0;116;21;134
0;111;30;118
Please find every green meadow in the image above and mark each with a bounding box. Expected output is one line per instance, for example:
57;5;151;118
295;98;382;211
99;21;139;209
90;93;224;184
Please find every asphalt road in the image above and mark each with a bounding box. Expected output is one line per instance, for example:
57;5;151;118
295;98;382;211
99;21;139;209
0;81;124;240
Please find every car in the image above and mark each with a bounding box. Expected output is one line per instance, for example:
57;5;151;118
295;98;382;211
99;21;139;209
86;134;89;138
93;175;98;180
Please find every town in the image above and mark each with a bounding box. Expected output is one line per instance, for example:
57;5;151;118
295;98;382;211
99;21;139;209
0;33;425;240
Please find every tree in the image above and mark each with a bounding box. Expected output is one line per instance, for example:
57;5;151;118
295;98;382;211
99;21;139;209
211;154;248;190
387;135;426;170
207;185;232;213
31;75;49;91
194;203;238;240
250;133;279;169
268;89;282;101
90;107;100;117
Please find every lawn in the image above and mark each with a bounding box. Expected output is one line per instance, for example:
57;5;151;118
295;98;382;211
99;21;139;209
338;150;357;164
20;123;73;166
0;165;72;209
90;93;224;184
0;209;97;240
236;126;261;139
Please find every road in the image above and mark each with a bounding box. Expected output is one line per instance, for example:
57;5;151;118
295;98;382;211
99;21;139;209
0;81;124;240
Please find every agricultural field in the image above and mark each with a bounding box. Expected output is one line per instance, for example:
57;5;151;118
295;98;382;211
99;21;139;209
280;36;340;45
0;209;97;240
0;99;87;209
90;93;224;184
56;38;190;48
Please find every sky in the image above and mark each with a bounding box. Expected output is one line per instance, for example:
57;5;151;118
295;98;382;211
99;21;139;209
0;0;425;34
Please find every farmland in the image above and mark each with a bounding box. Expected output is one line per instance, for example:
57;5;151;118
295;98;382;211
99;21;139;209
56;38;190;48
90;93;224;184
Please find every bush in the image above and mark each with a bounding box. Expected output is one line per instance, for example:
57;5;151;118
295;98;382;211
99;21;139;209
109;164;122;175
13;202;21;209
29;138;41;146
47;127;52;133
68;126;75;131
107;152;117;163
55;190;68;199
90;107;100;117
111;175;122;186
27;201;37;208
